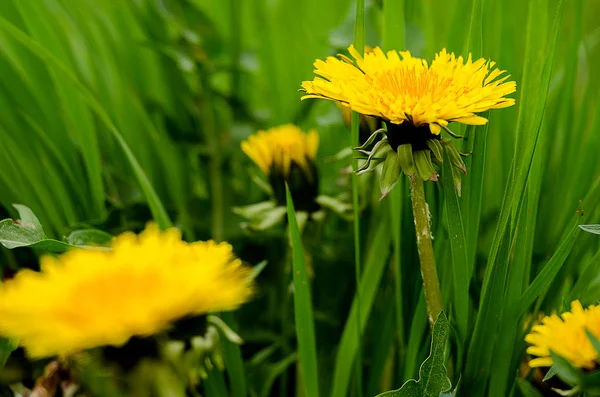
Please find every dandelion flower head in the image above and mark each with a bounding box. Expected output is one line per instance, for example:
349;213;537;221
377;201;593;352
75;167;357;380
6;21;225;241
301;45;516;135
241;124;319;176
525;300;600;369
0;224;254;358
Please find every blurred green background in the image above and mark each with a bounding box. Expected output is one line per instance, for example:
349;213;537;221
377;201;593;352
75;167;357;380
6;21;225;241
0;0;599;396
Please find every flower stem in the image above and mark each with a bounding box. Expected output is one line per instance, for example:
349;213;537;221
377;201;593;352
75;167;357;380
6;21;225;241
409;177;443;325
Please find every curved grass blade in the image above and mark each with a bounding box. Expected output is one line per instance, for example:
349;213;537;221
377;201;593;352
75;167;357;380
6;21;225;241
0;16;172;230
285;184;319;397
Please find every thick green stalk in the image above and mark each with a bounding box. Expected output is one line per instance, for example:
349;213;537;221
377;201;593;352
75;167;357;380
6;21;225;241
410;178;443;324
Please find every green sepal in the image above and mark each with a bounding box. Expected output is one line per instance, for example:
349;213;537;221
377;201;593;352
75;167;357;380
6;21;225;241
356;139;392;175
397;143;417;178
352;128;386;151
379;150;403;199
426;139;444;163
414;150;439;181
451;162;463;197
441;138;467;174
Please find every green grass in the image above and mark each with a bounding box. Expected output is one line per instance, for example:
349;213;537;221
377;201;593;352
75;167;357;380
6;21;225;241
0;0;599;396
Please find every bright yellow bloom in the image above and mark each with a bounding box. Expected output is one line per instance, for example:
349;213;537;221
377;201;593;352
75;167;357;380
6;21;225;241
301;46;516;135
0;225;254;358
525;301;600;369
241;124;319;176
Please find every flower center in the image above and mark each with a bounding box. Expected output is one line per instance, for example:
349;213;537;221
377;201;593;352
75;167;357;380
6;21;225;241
385;121;440;152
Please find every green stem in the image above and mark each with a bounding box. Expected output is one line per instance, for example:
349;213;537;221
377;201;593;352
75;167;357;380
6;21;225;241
352;0;365;393
409;178;443;325
200;71;224;242
389;186;406;365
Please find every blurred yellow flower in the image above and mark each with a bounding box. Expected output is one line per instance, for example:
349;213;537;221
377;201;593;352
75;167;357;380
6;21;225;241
241;124;319;176
301;45;516;135
525;301;600;369
0;225;254;358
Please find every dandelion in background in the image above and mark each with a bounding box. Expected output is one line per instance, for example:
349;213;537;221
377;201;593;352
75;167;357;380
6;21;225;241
242;124;320;212
525;300;600;370
0;224;254;358
238;124;351;231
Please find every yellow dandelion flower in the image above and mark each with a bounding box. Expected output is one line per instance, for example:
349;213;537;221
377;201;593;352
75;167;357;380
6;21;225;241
525;301;600;369
0;224;254;358
241;124;319;177
301;45;516;135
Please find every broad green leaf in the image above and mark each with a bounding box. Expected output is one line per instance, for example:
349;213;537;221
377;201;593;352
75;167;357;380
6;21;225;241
375;313;451;397
285;184;319;397
0;205;113;253
67;229;113;247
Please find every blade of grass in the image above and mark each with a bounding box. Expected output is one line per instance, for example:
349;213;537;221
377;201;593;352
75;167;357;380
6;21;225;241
330;217;391;397
383;0;406;378
0;16;173;230
219;312;248;397
464;0;565;391
461;0;486;282
519;222;580;315
351;1;365;396
441;149;469;344
285;184;319;397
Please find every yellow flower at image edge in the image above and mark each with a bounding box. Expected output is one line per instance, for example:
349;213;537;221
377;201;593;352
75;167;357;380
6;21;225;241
301;45;516;135
525;301;600;369
0;225;254;358
241;124;319;177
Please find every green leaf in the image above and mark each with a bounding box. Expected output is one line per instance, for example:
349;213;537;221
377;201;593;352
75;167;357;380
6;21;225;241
0;204;69;252
67;229;113;248
375;312;451;397
0;205;113;253
580;225;600;235
12;203;44;232
380;150;403;199
285;184;319;397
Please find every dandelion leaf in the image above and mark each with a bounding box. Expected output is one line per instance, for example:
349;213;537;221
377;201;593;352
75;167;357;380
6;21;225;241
376;313;451;397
